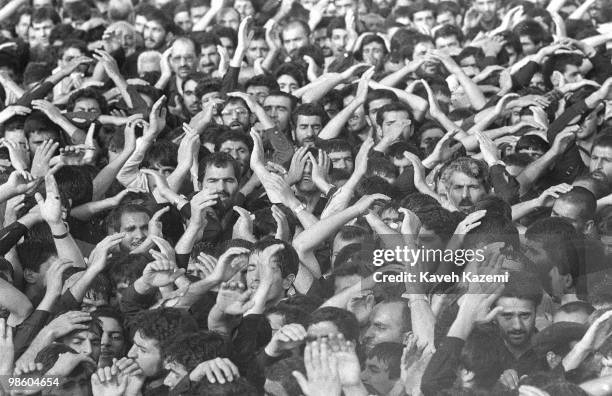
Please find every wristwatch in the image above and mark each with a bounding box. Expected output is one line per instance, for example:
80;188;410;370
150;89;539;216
292;203;306;214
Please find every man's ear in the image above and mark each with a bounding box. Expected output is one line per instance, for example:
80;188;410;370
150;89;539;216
585;219;595;235
23;268;38;285
551;70;564;88
458;368;475;387
282;274;296;290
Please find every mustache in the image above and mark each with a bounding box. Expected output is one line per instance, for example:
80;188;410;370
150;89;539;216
458;199;473;207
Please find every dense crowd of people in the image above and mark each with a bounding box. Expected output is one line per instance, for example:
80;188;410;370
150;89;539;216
3;0;612;394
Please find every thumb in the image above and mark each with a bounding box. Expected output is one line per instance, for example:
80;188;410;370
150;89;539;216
292;371;309;393
170;268;186;280
34;192;44;204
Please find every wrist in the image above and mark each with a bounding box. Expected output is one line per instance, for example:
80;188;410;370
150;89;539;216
264;343;282;357
48;221;68;234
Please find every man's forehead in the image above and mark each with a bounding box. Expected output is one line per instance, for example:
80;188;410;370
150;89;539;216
134;330;160;347
221;140;249;150
205;164;236;178
265;96;291;107
593;145;612;158
496;297;535;311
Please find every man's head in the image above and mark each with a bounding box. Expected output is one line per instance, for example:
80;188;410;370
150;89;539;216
375;102;413;142
362;299;411;353
127;308;198;378
182;73;205;116
409;2;436;31
590;135;612;184
245;28;269;66
92;307;126;364
358;34;388;70
551;187;597;235
546;53;584;89
473;0;499;22
215;131;252;177
107;204;152;251
143;10;174;50
321;138;354;173
434;24;463;55
220;96;251;131
68;88;107;115
171;37;198;80
524;217;580;300
292;103;327;147
200;152;240;202
163;330;229;389
441;157;489;213
365;89;398;127
31;7;60;47
246;239;299;302
264;91;297;133
495;271;542;350
553;301;595;324
306;307;360;342
361;342;402;396
245;74;279;105
513;20;547;56
215;7;240;30
60;316;103;361
282;20;311;55
17;240;57;293
193;32;221;75
24;112;60;156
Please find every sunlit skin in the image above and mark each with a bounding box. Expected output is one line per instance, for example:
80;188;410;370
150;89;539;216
361;302;406;353
445;172;487;213
198;45;220;75
31;19;54;47
495;297;536;354
590;146;612;184
118;211;150;251
328;151;354;173
99;317;125;362
62;330;102;361
282;24;309;54
127;331;163;378
171;40;197;80
219;140;250;177
201;164;239;203
294;115;322;147
264;95;293;133
143;20;167;50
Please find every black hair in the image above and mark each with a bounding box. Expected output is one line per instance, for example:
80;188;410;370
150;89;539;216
306;307;360;342
251;238;299;278
163;330;230;370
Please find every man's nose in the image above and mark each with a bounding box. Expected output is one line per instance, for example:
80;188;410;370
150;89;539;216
462;187;470;198
101;333;111;347
511;317;523;329
82;340;93;356
127;345;137;358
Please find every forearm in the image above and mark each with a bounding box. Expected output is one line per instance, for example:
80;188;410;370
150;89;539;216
320;186;354;219
207;305;232;334
293;205;360;253
516;150;557;194
70;198;118;221
511;199;540;221
394;89;428;121
260;48;280;74
318;100;362;140
447;312;474;340
154;73;172;90
377;66;413;87
0;277;33;324
296;73;344;103
69;269;100;302
92;150;133;200
191;8;218;31
569;0;595;19
49;222;86;268
167;163;191;192
175;221;202;255
116;139;152;186
579;376;612;396
453;70;487;110
582;33;612;48
460;126;512;151
53;116;86;144
563;342;592;371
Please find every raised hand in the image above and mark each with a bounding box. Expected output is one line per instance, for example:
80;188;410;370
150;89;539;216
91;366;128;396
189;358;240;384
474;131;500;166
47;352;96;376
189;189;219;223
31;99;63;122
454;209;487;235
207;246;251;283
285;147;309;185
293;339;342;396
398;207;422;236
88;234;125;272
43;258;73;299
215;281;253;315
44;311;92;339
34;173;63;225
114;357;145;396
355;67;375;103
536;183;573;207
400;333;434;394
233;206;255;241
1;138;29;170
249;129;266;172
266;323;307;356
58;144;96;166
60;55;93;76
93;49;121;79
5;170;40;196
147;95;167;138
148;206;169;238
141;260;185;288
352;194;391;215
